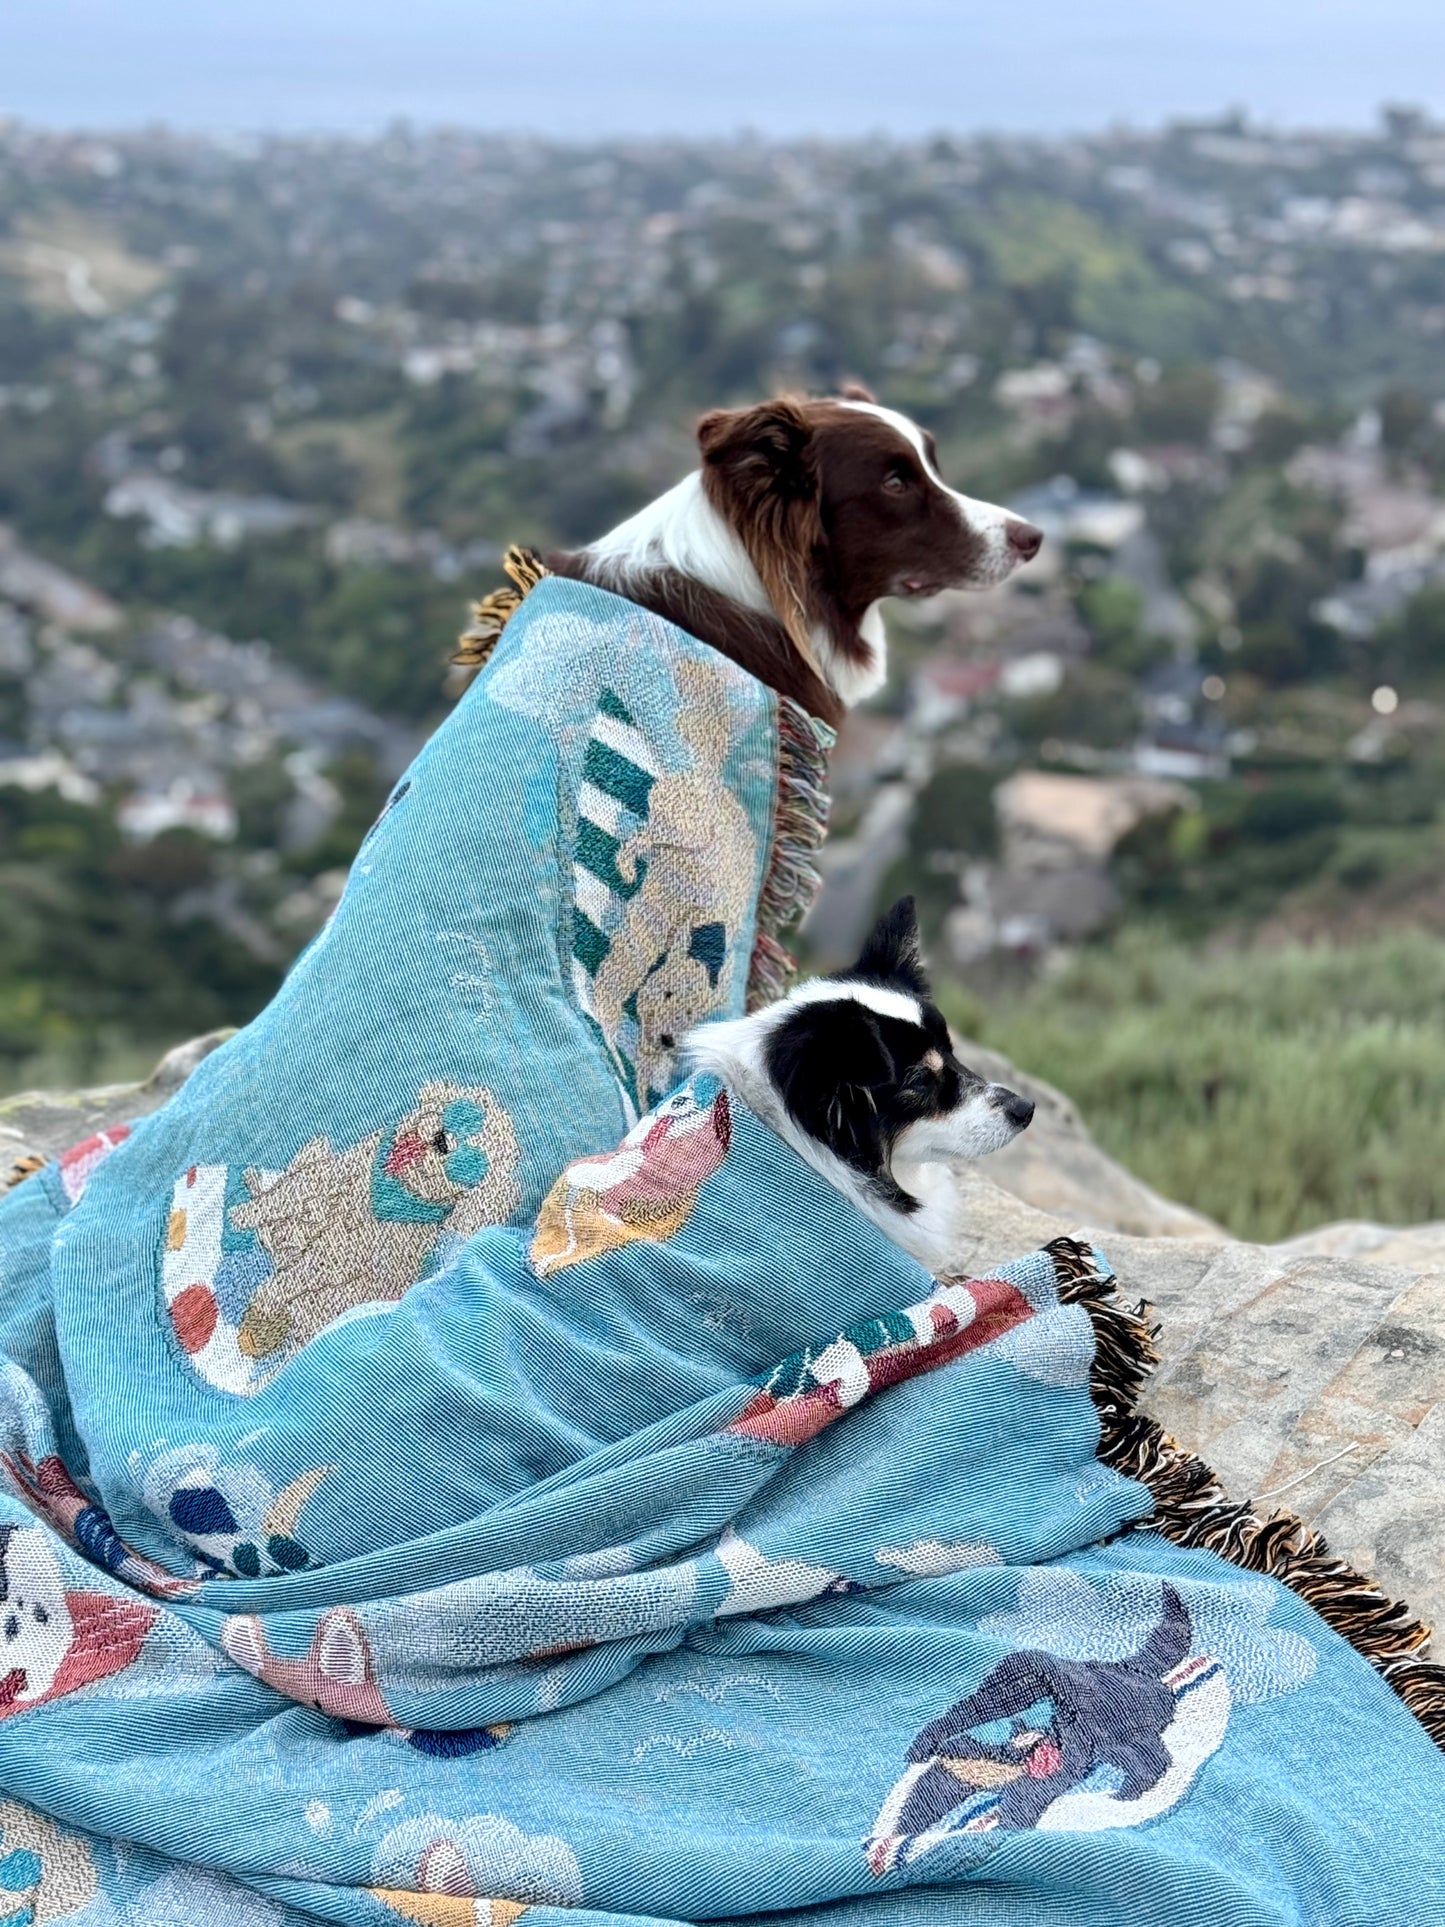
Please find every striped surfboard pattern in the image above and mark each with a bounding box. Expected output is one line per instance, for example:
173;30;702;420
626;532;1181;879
571;689;659;1111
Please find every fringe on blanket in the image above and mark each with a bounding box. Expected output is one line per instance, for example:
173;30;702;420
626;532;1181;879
1045;1234;1445;1751
455;547;835;1009
746;696;833;1011
454;543;551;677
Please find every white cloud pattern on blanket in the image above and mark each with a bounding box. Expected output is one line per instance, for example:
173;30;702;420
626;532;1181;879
372;1812;583;1906
875;1539;1003;1576
715;1528;841;1615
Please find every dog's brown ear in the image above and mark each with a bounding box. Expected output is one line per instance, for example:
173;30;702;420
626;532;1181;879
696;398;817;502
696;399;824;677
838;379;876;403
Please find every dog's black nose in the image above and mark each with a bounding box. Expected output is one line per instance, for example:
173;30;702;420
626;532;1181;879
998;1089;1035;1129
1006;519;1043;561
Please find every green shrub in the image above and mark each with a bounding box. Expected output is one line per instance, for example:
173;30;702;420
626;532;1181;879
1007;662;1140;750
909;763;999;861
1238;780;1346;843
1374;584;1445;688
1075;577;1169;675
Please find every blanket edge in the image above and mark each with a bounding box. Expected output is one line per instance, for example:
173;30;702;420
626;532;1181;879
746;694;834;1011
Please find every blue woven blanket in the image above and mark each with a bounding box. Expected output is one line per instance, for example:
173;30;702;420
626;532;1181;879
2;578;1443;1927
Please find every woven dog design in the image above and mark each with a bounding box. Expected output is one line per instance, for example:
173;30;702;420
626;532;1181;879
582;661;759;1111
230;1083;521;1361
0;1797;98;1925
221;1606;392;1724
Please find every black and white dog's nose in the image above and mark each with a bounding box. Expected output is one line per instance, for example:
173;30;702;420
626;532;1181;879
996;1088;1036;1129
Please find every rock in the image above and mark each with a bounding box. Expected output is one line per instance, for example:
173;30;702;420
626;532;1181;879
943;1033;1443;1643
0;1031;231;1177
945;1167;1444;1647
144;1031;234;1095
1271;1217;1445;1272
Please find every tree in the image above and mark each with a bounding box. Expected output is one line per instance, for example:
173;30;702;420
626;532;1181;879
1135;366;1219;445
1375;583;1445;688
1076;576;1168;674
1380;387;1430;455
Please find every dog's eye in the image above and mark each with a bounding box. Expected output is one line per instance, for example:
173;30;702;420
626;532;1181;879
432;1130;452;1153
882;470;908;494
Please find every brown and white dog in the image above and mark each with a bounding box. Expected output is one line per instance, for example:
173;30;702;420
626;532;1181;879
547;386;1042;728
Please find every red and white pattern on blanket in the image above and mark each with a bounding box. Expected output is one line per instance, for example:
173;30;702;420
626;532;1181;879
0;1523;157;1717
727;1275;1035;1449
56;1124;130;1205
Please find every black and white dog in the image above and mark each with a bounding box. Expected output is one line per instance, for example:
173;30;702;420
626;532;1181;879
687;897;1034;1273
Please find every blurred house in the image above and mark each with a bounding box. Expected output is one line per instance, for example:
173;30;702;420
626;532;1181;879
117;776;238;842
0;525;121;631
946;771;1194;967
104;473;317;548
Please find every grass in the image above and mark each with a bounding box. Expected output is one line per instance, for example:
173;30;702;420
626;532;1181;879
0;211;168;312
945;929;1445;1244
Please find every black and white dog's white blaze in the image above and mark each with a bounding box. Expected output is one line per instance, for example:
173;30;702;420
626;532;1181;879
687;897;1034;1276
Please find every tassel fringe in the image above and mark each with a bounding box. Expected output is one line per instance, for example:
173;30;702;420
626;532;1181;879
453;545;550;683
1044;1235;1445;1750
746;697;834;1011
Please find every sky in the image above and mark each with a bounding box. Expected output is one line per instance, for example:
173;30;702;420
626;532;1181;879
5;0;1445;141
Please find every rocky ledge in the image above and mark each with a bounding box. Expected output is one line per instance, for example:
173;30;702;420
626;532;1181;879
3;1030;1440;1647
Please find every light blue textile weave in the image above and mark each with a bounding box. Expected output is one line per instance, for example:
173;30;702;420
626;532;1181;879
1;580;1443;1927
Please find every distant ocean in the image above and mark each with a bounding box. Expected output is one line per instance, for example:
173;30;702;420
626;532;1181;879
6;0;1445;140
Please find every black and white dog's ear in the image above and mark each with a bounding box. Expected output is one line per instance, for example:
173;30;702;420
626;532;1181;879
765;1001;916;1210
853;896;929;996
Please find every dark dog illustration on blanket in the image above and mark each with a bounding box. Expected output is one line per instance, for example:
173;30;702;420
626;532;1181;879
868;1584;1227;1871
